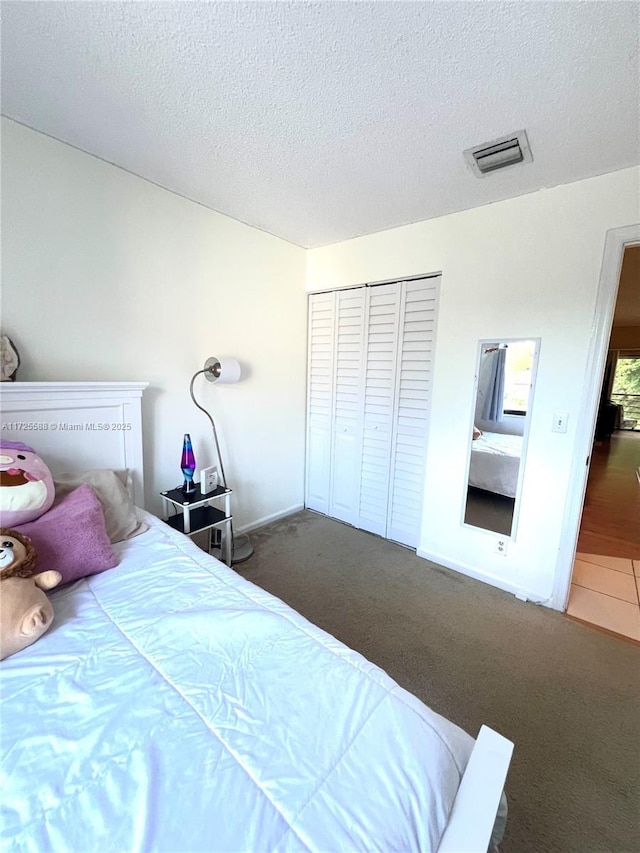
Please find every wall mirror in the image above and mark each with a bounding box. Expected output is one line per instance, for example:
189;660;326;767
463;338;540;538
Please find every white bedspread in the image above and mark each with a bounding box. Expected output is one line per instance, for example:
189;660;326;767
2;513;480;852
469;431;523;498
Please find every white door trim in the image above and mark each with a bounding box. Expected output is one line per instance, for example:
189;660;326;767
551;223;640;611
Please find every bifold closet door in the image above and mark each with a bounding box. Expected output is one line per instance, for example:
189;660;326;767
306;277;439;549
306;291;335;515
329;289;366;526
356;282;401;537
386;278;439;547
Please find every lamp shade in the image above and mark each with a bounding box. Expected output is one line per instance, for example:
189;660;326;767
204;357;241;384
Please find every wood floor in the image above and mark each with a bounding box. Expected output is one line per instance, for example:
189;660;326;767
576;430;640;559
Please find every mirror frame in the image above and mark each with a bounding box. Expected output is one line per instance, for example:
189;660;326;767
461;337;541;541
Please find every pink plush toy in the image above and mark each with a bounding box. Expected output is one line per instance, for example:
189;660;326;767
0;441;55;526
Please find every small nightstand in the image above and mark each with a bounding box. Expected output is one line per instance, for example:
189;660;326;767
160;484;232;565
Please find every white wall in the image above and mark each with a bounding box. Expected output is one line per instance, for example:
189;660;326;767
307;168;640;604
1;118;308;529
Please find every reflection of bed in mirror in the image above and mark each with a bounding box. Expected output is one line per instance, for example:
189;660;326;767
469;431;523;498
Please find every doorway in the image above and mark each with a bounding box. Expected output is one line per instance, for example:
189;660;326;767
565;244;640;641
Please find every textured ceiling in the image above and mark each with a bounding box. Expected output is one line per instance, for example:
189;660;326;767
1;1;639;248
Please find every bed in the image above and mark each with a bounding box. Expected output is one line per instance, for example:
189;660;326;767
469;431;523;499
1;382;513;853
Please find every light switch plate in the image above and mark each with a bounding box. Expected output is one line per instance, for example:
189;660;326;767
552;412;569;433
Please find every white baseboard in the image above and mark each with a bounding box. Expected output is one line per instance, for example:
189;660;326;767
235;504;305;535
416;547;549;604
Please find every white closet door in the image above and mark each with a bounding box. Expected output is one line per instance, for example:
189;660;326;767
357;282;401;536
387;278;439;547
305;291;335;514
329;289;366;525
305;277;439;550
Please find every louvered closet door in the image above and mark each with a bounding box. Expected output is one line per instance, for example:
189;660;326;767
329;289;366;526
387;278;439;547
306;291;336;514
356;282;401;536
306;278;439;549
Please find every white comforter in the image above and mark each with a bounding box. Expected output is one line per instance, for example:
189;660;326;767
2;513;480;852
469;431;523;498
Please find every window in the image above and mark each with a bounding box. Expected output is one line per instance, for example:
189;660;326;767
503;340;535;416
611;352;640;431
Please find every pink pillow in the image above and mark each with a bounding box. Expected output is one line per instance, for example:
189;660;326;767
16;485;118;584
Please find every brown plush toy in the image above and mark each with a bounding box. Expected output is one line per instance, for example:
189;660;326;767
0;528;38;580
0;570;62;660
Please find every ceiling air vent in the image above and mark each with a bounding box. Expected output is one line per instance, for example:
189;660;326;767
464;130;532;178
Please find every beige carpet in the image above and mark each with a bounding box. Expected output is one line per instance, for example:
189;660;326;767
236;510;640;853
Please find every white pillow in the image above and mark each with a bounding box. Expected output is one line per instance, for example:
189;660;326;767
53;469;148;544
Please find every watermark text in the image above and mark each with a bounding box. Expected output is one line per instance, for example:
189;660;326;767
1;422;132;432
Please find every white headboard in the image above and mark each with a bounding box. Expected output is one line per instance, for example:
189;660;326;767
0;382;148;508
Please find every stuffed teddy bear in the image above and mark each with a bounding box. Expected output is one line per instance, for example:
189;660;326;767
0;570;61;660
0;440;55;526
0;528;60;660
0;528;38;579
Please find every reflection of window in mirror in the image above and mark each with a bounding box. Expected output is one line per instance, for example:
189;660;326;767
464;339;539;539
503;340;534;415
